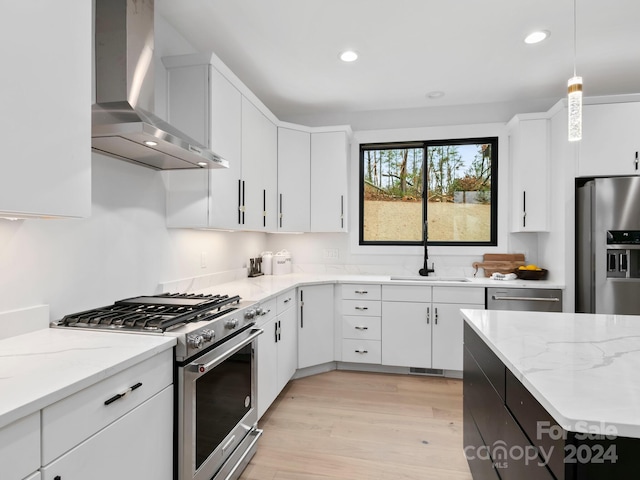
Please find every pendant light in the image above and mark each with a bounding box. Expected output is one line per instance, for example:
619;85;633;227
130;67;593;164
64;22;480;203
568;0;582;141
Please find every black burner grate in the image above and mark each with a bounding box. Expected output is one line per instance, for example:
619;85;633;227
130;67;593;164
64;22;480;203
59;293;241;331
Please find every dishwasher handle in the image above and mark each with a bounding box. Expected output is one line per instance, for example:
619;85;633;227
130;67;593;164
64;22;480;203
491;295;560;302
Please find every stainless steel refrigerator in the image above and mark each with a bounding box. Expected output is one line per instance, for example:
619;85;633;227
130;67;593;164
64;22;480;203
576;176;640;314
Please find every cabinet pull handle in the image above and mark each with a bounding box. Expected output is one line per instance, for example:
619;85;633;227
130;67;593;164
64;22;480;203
354;290;368;294
283;298;291;304
636;151;639;171
263;189;267;227
340;195;345;229
300;290;304;328
435;307;438;325
354;306;368;311
354;349;368;354
355;326;368;330
523;191;527;228
275;322;279;342
426;307;430;324
104;382;142;406
279;193;283;227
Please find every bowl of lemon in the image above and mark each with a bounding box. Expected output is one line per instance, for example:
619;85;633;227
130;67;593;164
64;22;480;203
515;264;548;280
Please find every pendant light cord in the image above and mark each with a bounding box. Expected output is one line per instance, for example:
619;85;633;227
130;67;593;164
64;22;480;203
573;0;577;77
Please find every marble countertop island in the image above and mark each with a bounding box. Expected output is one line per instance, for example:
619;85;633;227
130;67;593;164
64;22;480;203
462;308;640;439
0;329;176;429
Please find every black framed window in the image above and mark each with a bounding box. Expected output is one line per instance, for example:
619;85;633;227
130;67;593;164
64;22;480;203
359;137;498;246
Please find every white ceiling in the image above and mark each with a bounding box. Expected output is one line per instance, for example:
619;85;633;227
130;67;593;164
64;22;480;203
157;0;640;125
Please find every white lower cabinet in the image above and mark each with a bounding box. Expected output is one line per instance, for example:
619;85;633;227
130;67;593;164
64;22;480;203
381;285;484;371
382;296;432;368
256;292;298;419
40;349;174;480
340;284;382;364
40;386;173;480
0;411;40;480
298;285;335;369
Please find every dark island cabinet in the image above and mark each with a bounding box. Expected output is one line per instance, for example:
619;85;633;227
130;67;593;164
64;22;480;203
463;323;639;480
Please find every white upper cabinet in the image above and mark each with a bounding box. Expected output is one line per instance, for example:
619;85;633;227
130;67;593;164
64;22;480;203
163;55;243;229
311;130;350;232
578;102;640;177
508;115;550;232
277;127;311;232
0;1;91;218
241;98;278;231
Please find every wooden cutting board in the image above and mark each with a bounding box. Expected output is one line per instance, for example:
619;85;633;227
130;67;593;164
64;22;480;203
472;253;526;277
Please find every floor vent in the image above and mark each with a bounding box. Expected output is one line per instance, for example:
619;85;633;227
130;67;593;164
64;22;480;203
409;367;444;376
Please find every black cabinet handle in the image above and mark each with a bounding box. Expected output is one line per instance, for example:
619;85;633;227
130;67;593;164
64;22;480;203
104;382;142;405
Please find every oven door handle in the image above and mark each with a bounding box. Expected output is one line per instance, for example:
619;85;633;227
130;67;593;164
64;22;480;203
189;328;263;375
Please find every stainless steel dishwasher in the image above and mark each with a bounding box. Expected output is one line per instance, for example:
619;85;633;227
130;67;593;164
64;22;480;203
486;287;563;312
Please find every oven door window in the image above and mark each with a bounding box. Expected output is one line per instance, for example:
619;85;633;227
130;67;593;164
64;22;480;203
195;343;252;469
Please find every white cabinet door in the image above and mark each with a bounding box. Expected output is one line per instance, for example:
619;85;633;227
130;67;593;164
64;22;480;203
310;131;349;232
381;301;432;368
277;127;311;232
208;67;244;229
578;102;640;177
242;98;278;231
41;386;173;480
509;116;549;232
0;412;39;480
0;1;91;218
432;302;483;370
298;285;335;369
277;306;298;391
257;315;279;419
164;57;243;229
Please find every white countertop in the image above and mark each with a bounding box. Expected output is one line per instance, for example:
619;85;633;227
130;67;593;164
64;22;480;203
188;272;563;303
462;308;640;439
0;329;175;429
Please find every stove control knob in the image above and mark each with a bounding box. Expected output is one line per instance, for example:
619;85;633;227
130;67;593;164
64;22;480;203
187;334;204;349
201;329;216;342
225;318;239;329
244;309;257;320
255;307;264;316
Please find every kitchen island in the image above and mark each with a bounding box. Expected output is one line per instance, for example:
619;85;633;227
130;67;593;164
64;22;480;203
462;308;640;479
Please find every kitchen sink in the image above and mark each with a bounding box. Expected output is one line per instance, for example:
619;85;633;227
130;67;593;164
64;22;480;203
389;276;471;282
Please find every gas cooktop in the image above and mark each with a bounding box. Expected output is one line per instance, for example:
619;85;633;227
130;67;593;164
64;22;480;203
55;293;242;332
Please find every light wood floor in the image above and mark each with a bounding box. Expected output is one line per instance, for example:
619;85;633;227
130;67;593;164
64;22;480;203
240;370;473;480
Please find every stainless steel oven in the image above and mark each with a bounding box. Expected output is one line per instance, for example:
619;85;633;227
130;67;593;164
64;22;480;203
178;325;263;480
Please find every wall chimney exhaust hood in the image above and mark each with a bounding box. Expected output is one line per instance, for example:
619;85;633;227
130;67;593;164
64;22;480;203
92;0;228;170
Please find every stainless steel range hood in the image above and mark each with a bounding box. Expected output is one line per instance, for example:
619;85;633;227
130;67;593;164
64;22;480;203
93;0;228;170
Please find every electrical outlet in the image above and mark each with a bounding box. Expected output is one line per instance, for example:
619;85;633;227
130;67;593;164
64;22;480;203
200;252;207;268
323;248;339;259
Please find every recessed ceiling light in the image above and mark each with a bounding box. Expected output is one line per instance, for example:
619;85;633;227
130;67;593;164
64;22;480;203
426;91;445;100
339;50;358;62
144;140;158;146
524;30;550;44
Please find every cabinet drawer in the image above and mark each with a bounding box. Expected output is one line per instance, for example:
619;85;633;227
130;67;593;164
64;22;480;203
464;323;505;400
40;386;173;480
341;339;381;364
433;286;484;304
0;411;40;480
257;297;277;326
382;285;431;302
41;349;173;465
341;284;381;300
276;289;295;314
342;315;381;340
342;299;381;316
505;369;565;479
